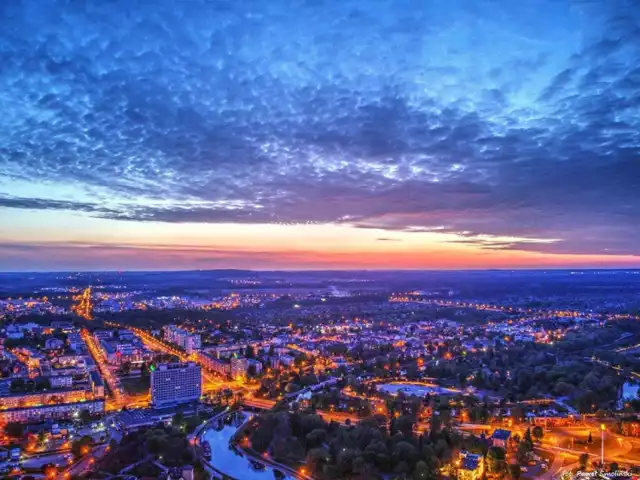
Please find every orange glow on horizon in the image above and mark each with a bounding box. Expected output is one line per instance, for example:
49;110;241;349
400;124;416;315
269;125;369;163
1;219;638;270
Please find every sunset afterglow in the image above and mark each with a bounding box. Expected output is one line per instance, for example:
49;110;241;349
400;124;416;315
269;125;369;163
1;0;639;270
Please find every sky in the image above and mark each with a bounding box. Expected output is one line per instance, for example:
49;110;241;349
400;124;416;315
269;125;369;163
0;0;639;271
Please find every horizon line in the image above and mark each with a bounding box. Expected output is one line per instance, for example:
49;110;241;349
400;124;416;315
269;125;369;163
2;267;640;274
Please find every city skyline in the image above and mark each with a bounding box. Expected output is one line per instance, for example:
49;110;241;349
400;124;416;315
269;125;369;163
1;0;639;271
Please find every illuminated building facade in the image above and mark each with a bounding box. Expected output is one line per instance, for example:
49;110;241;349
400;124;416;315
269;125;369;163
150;362;202;407
0;400;105;424
457;451;484;480
162;325;201;354
230;357;248;380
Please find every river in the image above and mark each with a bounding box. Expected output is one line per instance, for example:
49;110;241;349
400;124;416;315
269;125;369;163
200;412;290;480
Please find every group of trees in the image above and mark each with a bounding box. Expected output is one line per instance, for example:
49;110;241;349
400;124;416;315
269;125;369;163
514;427;542;465
71;435;94;459
448;341;623;412
96;423;193;474
245;410;493;480
100;308;233;330
255;368;329;399
308;388;373;418
172;410;213;434
2;329;67;350
9;376;51;393
242;403;558;480
339;323;627;414
4;421;25;439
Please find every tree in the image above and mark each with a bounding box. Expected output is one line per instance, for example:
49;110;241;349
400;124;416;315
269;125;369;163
35;377;51;391
305;428;327;449
532;425;544;442
306;447;330;473
508;464;522;479
487;446;507;475
396;415;416;436
80;409;92;424
353;454;373;478
42;463;57;478
394;460;411;475
120;361;131;375
5;422;24;439
251;421;275;453
434;438;451;462
523;427;533;445
579;453;589;471
413;459;436;480
301;374;318;387
173;411;185;428
336;448;356;476
193;459;208;480
71;436;94;458
392;441;418;467
10;377;26;392
364;440;389;469
429;413;441;436
516;440;532;464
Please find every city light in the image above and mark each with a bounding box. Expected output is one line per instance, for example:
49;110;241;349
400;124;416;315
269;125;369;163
72;287;94;320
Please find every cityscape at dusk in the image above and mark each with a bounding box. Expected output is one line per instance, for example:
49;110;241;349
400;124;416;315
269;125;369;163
2;1;640;480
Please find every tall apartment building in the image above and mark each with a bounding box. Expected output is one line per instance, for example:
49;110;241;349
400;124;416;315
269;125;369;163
151;362;202;407
230;357;248;380
162;325;201;354
196;352;231;377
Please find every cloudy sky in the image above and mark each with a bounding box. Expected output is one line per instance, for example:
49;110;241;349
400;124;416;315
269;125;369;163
1;0;639;271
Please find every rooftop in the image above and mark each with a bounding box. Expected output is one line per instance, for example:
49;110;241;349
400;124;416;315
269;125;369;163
491;429;512;441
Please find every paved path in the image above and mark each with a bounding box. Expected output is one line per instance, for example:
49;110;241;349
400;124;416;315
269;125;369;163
540;451;566;480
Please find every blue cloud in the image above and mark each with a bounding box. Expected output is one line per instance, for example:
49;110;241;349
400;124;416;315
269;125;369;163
0;0;639;255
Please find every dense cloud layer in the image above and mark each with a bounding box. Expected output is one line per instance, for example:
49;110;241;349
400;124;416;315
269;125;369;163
1;0;639;255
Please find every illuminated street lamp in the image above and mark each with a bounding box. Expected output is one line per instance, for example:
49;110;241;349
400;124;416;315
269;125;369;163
600;424;605;467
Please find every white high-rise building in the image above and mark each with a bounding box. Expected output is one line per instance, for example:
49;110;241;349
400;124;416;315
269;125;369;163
151;362;202;407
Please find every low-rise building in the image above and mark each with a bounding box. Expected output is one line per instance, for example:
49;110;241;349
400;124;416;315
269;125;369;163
66;333;85;351
280;354;295;367
0;399;105;424
490;429;512;449
49;375;73;388
620;419;640;437
457;451;484;480
45;338;64;350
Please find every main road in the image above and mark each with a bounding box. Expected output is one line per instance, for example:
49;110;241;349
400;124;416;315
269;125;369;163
106;322;255;395
81;328;129;410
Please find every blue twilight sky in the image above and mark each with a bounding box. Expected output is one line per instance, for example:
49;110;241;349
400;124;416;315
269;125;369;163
0;0;639;271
